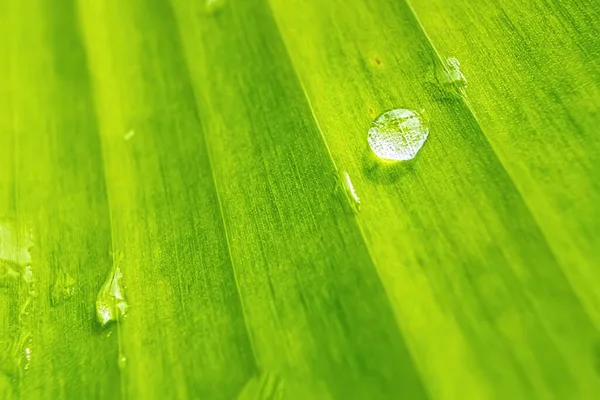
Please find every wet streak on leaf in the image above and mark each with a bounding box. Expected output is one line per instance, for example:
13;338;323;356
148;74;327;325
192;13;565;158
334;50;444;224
0;0;118;397
78;0;257;398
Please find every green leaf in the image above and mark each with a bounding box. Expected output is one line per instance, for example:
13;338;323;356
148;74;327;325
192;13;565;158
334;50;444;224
1;0;598;398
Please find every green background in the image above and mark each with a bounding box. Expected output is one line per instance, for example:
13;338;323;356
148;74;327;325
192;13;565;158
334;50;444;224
1;0;599;398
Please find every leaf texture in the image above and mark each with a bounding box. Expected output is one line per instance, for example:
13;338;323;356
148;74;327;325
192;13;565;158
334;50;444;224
0;0;598;398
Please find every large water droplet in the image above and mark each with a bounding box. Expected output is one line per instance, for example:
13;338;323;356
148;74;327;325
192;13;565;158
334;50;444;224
367;109;429;161
96;254;128;327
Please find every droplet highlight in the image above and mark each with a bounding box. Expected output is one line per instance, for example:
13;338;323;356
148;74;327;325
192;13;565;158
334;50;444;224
367;109;429;161
341;171;361;211
96;254;128;327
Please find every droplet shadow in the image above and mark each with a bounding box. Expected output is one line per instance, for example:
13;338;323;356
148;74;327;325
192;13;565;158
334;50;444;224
361;141;417;185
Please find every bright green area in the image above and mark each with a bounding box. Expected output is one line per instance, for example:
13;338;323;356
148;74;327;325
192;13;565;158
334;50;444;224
0;0;598;398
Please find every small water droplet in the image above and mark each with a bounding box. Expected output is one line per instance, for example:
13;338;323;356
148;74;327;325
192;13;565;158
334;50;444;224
13;332;33;374
203;0;227;15
124;130;135;141
435;57;467;97
367;109;429;161
340;171;361;211
96;254;128;327
23;347;31;370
